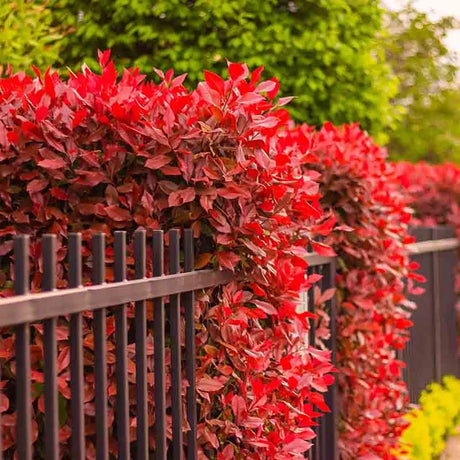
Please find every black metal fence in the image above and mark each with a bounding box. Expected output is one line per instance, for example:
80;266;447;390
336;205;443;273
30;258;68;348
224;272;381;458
0;229;232;460
0;227;458;459
403;226;460;402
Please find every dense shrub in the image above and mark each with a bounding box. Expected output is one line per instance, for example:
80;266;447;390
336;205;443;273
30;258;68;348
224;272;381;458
278;123;415;458
396;162;460;231
0;53;335;457
397;376;460;459
47;0;397;135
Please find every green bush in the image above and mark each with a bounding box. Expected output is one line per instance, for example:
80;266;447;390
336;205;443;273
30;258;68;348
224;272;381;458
398;376;460;459
0;0;62;73
48;0;397;137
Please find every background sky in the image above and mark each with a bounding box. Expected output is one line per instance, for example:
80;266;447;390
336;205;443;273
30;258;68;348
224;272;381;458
385;0;460;63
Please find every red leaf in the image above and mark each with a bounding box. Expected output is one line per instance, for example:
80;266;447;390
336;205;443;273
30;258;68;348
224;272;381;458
216;251;240;271
50;187;69;200
227;61;248;82
252;299;278;315
250;66;264;84
217;445;234;460
168;187;196;207
266;77;280;99
37;158;66;170
256;80;277;94
97;49;111;67
353;298;374;310
0;393;9;413
283;438;312;453
276;96;295;107
0;240;14;256
203;70;225;95
197;377;226;392
104;205;132;222
311;241;336;257
57;346;70;373
238;92;265;105
27;179;48;193
35;106;49;123
144;155;172;170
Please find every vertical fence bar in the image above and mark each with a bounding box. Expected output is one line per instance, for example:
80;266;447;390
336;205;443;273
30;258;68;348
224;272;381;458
15;235;32;460
323;260;338;460
43;235;59;460
69;233;85;460
114;231;130;460
134;230;148;460
183;229;197;460
308;265;319;460
169;230;183;459
431;228;442;382
92;233;109;460
153;230;167;459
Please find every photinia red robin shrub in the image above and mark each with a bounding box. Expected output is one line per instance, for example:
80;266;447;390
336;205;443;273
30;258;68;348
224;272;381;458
396;161;460;354
395;162;460;232
277;123;416;458
0;51;335;458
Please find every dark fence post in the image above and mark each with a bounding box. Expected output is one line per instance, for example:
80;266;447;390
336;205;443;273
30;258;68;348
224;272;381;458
69;233;85;460
322;260;338;460
114;231;130;460
432;226;459;379
15;235;32;460
183;229;198;460
43;235;59;460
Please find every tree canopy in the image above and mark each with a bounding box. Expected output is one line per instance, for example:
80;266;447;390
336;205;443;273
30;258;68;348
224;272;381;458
47;0;397;136
383;3;460;164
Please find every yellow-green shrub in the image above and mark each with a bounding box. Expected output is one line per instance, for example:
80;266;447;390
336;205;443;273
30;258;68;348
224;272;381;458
398;376;460;459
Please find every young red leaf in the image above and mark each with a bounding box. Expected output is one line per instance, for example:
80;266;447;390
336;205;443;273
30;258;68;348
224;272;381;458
227;61;249;82
310;241;336;257
203;70;225;95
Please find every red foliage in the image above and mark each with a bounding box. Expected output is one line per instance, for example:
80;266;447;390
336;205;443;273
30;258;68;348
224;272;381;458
396;161;460;354
395;162;460;231
0;54;334;457
277;123;415;458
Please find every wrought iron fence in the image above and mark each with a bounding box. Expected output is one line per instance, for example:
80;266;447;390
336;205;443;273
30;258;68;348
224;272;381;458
0;226;458;459
403;225;460;402
0;229;232;460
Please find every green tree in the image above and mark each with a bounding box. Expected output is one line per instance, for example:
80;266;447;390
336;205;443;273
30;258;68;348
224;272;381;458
49;0;398;137
0;0;62;73
383;3;460;163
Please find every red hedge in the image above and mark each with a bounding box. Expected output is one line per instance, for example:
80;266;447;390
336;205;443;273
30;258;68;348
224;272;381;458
0;53;334;458
278;123;415;458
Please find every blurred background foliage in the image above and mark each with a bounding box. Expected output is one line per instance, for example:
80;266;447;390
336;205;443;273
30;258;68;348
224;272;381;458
0;0;62;73
0;0;458;164
382;4;460;164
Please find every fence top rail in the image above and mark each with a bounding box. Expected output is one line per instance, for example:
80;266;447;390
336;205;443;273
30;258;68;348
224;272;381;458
407;238;459;255
0;269;233;328
304;253;335;267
